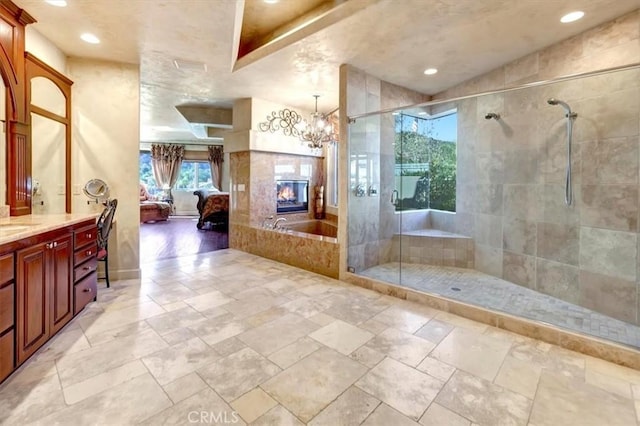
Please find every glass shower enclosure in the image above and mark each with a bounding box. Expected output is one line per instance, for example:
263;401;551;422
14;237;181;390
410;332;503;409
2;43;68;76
347;65;640;350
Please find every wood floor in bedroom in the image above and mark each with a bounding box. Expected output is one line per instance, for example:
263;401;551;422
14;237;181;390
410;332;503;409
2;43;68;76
139;216;228;263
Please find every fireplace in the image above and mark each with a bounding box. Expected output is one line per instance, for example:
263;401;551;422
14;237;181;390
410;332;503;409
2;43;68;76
276;180;308;214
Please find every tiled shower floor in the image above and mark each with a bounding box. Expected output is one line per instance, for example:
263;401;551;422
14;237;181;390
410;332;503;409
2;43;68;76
360;262;640;349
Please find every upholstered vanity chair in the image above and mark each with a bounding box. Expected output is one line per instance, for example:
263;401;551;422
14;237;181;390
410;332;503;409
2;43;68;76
97;199;117;288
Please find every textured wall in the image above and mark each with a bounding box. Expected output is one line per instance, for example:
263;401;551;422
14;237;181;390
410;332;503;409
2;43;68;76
22;32;141;279
25;27;67;75
69;58;141;280
433;10;640;324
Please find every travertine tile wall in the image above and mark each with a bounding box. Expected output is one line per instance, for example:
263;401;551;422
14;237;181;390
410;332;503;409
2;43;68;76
344;65;429;272
250;151;322;228
229;150;323;242
230;224;340;278
228;97;329;273
432;10;640;324
392;234;474;268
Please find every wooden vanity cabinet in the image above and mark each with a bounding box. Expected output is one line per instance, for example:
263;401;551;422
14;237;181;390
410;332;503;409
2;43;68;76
0;253;15;382
16;233;73;364
73;223;98;315
0;218;98;381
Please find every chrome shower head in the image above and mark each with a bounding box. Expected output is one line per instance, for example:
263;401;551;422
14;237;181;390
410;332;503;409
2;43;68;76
484;112;500;120
547;98;574;116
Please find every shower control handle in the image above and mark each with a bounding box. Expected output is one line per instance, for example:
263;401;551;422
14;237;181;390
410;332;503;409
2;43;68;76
391;189;399;206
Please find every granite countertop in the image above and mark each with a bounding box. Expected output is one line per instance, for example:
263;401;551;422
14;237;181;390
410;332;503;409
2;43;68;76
0;213;99;246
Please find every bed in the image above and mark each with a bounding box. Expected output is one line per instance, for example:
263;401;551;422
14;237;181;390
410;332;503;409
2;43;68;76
193;190;229;230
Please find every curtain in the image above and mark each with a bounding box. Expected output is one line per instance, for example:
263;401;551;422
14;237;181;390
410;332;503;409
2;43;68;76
208;145;224;190
151;144;185;192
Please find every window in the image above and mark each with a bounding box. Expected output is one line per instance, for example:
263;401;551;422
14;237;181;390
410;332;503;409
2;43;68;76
139;151;158;194
394;111;457;212
175;161;214;190
139;152;215;194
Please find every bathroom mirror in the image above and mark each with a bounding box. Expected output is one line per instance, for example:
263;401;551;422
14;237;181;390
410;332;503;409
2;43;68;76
83;179;110;203
31;112;66;213
26;53;73;213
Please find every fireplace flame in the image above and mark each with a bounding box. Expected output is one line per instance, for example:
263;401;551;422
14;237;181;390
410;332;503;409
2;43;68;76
278;185;296;201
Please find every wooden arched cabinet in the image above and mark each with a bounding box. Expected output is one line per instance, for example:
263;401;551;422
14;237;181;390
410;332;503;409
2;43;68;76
0;1;35;216
0;1;73;216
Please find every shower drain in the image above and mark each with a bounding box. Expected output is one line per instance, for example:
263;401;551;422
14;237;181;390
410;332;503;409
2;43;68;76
450;287;461;291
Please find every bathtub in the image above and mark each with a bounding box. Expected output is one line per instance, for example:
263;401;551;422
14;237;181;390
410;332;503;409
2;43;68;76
286;220;337;238
230;221;340;278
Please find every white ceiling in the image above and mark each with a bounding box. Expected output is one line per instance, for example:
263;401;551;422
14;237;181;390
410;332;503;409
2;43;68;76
14;0;640;143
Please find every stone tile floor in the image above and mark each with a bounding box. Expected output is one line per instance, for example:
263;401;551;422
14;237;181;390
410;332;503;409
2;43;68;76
361;262;640;349
1;249;640;425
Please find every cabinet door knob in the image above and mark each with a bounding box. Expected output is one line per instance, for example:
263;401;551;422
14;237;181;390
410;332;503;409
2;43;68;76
86;233;92;238
45;243;52;249
53;242;58;248
85;250;92;256
83;287;92;293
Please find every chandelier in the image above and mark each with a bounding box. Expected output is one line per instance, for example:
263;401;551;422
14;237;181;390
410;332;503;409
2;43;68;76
258;95;337;149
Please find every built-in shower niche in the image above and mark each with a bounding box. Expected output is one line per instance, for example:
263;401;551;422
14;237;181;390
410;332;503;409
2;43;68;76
276;180;308;214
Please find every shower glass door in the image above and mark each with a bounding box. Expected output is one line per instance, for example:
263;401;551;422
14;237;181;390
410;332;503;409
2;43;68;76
347;111;401;285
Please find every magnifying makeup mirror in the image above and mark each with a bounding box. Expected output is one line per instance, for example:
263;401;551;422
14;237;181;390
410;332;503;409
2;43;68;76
83;178;110;203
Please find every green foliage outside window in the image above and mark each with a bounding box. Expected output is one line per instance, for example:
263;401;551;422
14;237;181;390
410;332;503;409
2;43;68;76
426;139;456;211
394;113;457;212
139;152;157;194
139;152;215;194
175;162;213;190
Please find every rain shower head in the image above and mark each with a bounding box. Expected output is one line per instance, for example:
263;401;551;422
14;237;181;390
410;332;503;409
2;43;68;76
547;98;575;116
484;112;500;120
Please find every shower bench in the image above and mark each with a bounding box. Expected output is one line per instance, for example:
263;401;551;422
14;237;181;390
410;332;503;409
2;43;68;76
392;228;474;268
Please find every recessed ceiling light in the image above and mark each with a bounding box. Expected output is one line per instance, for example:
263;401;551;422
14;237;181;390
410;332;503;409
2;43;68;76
80;33;100;44
392;112;400;116
423;68;438;75
264;0;280;3
45;0;67;6
418;112;427;115
560;11;584;23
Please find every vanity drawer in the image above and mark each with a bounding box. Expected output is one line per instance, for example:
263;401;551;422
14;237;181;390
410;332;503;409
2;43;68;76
74;273;97;315
74;257;97;283
74;242;97;266
74;224;97;250
0;329;14;383
0;284;13;332
0;253;13;286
